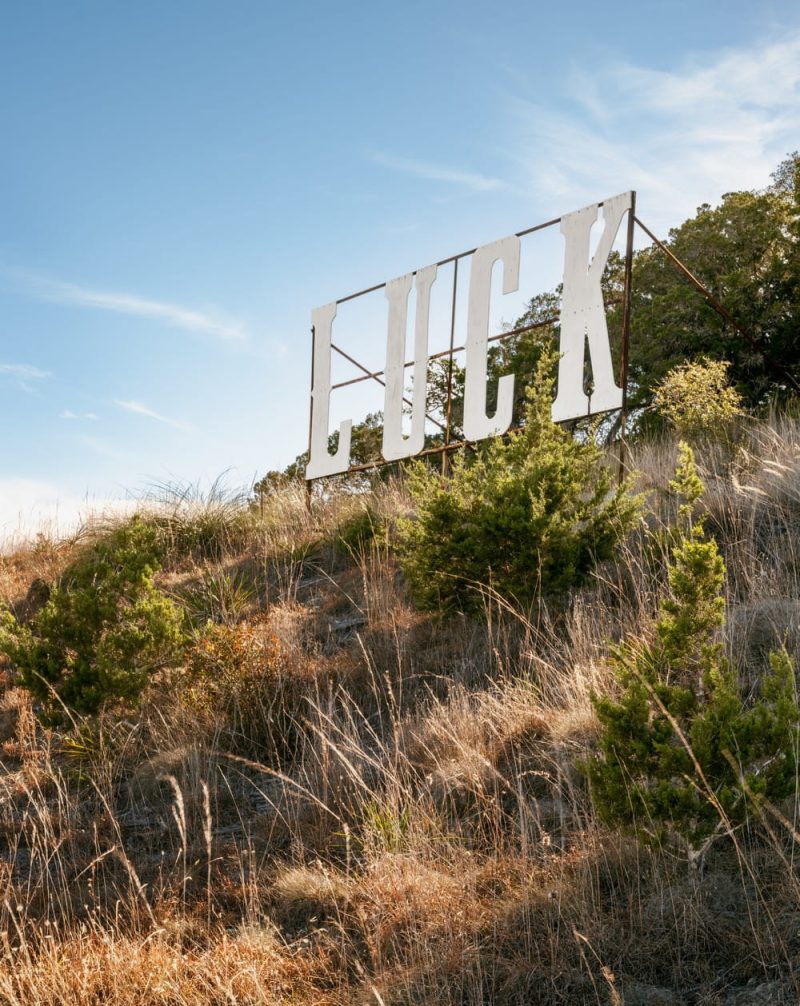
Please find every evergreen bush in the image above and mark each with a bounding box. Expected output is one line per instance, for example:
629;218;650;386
396;351;641;613
0;517;187;722
586;444;800;856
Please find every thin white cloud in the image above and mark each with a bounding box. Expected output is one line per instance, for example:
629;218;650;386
512;32;800;234
369;150;504;192
0;361;52;394
59;410;97;421
115;398;192;432
21;273;247;341
0;363;50;381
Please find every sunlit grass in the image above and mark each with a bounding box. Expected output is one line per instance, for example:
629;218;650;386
0;415;797;1002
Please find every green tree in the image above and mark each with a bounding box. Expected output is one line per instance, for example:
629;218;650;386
254;411;387;495
425;356;465;442
617;154;800;418
396;351;641;613
586;444;800;857
0;517;187;722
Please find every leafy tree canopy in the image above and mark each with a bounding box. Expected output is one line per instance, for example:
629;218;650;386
619;153;800;419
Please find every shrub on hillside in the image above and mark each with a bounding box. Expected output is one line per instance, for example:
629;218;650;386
653;358;744;439
585;444;800;859
184;620;308;762
0;517;187;722
396;351;642;613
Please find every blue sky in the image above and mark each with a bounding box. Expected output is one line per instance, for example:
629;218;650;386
1;0;799;537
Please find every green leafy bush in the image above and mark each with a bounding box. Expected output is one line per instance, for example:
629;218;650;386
396;351;642;613
0;517;187;722
586;444;800;856
653;357;744;439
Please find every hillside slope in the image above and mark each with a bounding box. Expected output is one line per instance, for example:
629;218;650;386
0;419;798;1005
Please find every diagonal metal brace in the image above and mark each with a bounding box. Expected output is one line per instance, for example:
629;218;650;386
635;216;800;396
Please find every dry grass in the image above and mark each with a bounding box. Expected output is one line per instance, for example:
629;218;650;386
0;419;798;1003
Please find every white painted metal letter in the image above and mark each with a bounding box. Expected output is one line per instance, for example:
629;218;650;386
463;235;520;442
306;302;352;479
551;192;631;424
382;264;437;461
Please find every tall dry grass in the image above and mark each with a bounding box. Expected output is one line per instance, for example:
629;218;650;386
0;418;798;1003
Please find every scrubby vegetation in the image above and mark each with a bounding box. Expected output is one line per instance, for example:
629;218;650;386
652;359;745;440
0;517;187;722
0;407;799;1004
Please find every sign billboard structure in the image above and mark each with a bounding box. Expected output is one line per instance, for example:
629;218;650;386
304;190;748;486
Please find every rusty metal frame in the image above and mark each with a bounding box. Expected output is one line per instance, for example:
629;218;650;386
306;198;757;489
616;191;636;479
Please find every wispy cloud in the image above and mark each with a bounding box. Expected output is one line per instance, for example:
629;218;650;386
369;150;504;192
0;362;51;393
512;32;800;233
21;274;247;341
115;398;192;432
0;362;50;381
59;410;97;421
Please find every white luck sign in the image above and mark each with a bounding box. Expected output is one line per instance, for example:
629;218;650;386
306;192;632;480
